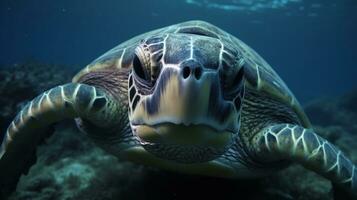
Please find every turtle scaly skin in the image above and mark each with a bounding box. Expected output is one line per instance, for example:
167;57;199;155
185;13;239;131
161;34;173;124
0;21;356;198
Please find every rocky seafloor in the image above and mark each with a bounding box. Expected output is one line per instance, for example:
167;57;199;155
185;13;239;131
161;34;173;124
0;63;356;200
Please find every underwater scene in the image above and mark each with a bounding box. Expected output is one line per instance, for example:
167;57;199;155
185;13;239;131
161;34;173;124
0;0;357;199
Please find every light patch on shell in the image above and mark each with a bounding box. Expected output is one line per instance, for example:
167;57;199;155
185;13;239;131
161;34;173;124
255;64;262;90
116;48;127;69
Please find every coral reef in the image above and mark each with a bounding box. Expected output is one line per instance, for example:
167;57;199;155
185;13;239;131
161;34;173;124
0;63;356;200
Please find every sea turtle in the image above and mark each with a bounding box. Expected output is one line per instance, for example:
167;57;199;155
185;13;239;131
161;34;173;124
0;20;356;198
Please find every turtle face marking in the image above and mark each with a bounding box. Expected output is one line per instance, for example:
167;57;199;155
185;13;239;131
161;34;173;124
128;33;245;163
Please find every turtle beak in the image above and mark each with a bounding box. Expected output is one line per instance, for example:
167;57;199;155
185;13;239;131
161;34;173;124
130;59;239;146
131;61;238;133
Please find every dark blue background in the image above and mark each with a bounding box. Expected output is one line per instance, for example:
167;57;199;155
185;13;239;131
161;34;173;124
1;0;356;103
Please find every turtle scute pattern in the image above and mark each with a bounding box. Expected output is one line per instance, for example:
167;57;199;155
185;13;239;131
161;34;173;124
73;20;309;127
73;20;225;82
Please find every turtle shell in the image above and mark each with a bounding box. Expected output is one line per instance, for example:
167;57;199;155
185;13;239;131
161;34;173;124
72;20;311;128
72;20;228;82
229;36;311;128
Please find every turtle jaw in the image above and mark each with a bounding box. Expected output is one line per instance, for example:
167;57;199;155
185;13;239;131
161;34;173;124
133;123;234;148
131;123;235;163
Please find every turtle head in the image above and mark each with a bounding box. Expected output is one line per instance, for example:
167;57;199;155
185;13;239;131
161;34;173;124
128;33;245;163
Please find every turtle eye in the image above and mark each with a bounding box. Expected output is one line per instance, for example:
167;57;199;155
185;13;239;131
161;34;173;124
133;44;153;83
133;55;149;81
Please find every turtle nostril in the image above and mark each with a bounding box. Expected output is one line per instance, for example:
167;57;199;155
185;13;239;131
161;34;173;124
194;67;202;80
183;66;191;79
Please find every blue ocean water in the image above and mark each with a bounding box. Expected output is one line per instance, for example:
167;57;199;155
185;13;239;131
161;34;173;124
0;0;356;102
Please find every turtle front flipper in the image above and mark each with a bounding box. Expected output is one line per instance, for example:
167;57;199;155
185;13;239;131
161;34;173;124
250;123;356;198
0;83;122;198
